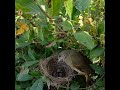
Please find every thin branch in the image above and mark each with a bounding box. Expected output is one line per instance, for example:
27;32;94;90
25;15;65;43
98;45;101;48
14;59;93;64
34;0;62;31
34;1;52;20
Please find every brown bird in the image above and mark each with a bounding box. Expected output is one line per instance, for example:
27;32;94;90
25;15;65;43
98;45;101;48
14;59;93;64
58;50;95;86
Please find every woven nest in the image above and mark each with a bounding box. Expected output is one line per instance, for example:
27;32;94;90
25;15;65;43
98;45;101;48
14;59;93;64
38;53;75;88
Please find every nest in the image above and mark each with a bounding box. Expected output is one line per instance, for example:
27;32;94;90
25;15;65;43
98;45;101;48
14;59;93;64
38;53;75;88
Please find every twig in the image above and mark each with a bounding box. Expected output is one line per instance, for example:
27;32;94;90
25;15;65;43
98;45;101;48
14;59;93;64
34;0;52;20
34;0;62;31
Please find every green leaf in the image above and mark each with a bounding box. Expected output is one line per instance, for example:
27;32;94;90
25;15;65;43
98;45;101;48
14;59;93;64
30;78;43;90
15;42;31;49
90;64;105;75
74;31;97;50
16;68;33;81
74;0;91;11
70;81;80;90
36;0;45;5
29;70;42;77
50;0;62;16
21;61;39;68
62;19;73;31
98;20;105;35
28;47;36;60
96;77;105;87
38;28;44;41
25;87;31;90
89;46;104;59
47;35;55;41
64;0;73;19
16;0;46;21
15;33;32;49
15;85;22;90
96;87;105;90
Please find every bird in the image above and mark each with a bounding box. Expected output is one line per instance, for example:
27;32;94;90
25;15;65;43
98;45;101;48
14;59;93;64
57;50;95;86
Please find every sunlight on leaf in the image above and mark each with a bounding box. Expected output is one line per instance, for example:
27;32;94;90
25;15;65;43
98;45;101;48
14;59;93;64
64;0;73;19
50;0;62;16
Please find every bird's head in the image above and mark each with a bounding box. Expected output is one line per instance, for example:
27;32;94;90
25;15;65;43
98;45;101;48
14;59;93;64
57;50;69;62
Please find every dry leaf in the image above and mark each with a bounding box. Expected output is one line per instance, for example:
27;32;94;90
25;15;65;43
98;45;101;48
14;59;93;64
21;24;29;31
15;21;29;36
16;21;23;26
88;18;93;23
16;28;25;36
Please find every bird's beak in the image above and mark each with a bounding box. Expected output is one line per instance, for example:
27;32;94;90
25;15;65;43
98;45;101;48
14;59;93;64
57;59;61;63
58;59;60;62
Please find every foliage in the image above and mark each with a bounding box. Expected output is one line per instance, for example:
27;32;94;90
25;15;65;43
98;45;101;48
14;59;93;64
15;0;105;90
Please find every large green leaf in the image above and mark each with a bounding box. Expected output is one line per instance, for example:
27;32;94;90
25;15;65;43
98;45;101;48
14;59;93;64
74;31;97;50
89;46;104;59
16;0;46;21
74;0;91;11
30;78;43;90
64;0;73;19
16;68;33;81
50;0;62;16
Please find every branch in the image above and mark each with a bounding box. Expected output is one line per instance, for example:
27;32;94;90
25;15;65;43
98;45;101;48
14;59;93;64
34;1;53;20
34;0;62;31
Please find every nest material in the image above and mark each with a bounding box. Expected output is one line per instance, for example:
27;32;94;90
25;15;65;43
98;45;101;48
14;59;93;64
38;53;75;88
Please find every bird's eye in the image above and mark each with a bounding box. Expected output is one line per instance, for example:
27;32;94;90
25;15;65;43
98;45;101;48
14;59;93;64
58;54;61;58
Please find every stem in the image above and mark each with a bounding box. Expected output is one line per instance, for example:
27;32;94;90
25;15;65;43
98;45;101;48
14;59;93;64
34;1;62;31
34;1;52;20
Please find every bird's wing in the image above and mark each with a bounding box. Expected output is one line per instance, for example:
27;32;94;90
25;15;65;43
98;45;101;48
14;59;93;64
70;54;94;74
70;54;86;69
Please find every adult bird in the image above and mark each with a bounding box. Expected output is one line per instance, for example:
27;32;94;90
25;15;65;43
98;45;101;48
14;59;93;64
58;50;95;86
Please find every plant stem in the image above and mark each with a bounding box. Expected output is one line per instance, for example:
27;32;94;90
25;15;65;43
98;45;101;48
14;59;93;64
34;1;52;20
34;1;62;31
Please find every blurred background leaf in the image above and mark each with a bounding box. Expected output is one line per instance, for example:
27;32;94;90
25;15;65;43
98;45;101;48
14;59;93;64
30;78;43;90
